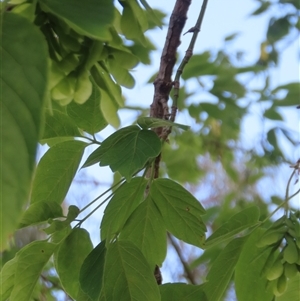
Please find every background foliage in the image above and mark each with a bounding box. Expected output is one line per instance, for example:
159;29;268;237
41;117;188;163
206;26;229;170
1;0;299;300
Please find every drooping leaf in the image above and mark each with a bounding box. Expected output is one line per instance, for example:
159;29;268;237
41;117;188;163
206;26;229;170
204;206;260;248
203;237;247;301
31;140;87;204
120;196;167;266
67;84;108;134
138;0;163;29
235;228;274;301
101;241;161;301
137;117;190;131
55;228;93;299
0;12;48;249
82;126;161;180
39;0;114;40
101;177;147;241
120;2;147;46
79;241;106;301
160;283;207;301
19;201;63;228
150;178;206;248
0;257;18;300
10;241;57;301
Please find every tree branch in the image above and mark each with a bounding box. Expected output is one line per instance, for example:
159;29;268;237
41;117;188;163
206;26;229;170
168;233;196;285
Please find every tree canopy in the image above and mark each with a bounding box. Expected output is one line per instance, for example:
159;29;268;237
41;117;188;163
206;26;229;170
1;0;300;300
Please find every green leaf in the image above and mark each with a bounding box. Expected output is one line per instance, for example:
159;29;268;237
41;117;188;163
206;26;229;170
79;241;106;301
10;241;57;301
82;126;161;181
273;83;300;106
204;206;260;248
55;228;93;299
120;2;147;46
42;109;81;141
137;117;190;131
267;16;290;43
150;178;206;248
67;84;108;134
101;240;161;301
101;177;147;241
0;257;18;300
203;237;247;301
138;0;163;29
264;107;283;121
31;140;87;204
235;228;274;301
120;196;167;266
19;201;63;228
181;52;216;79
39;0;114;40
0;12;48;249
160;283;207;301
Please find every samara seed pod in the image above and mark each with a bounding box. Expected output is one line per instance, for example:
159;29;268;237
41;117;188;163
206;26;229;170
275;274;287;295
51;74;76;101
266;258;284;281
284;262;298;278
283;236;299;264
256;228;286;248
74;71;93;104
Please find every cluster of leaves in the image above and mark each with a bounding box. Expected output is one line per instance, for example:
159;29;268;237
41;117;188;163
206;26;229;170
1;0;300;301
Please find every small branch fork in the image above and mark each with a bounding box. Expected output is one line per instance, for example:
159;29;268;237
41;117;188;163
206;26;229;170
149;0;209;178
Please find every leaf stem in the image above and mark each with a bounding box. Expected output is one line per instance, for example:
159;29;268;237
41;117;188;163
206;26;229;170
79;178;125;214
284;168;296;213
76;192;114;227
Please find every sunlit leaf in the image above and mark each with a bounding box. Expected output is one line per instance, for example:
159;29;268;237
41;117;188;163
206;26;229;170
235;228;274;301
55;228;93;299
120;196;167;266
203;237;247;301
79;241;106;301
31;140;87;204
10;241;57;301
101;177;147;241
82;126;161;180
204;206;260;248
150;178;206;248
101;241;160;301
39;0;114;40
160;283;207;301
0;12;48;249
67;83;108;134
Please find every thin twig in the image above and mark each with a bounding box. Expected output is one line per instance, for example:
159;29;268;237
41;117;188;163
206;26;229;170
168;233;196;285
172;0;209;121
